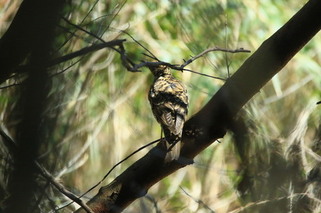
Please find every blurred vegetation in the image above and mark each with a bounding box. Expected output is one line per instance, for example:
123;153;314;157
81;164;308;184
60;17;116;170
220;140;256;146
0;0;320;212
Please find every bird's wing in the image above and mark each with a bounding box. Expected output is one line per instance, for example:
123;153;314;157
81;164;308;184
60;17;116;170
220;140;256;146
174;113;185;136
159;103;178;133
150;77;188;135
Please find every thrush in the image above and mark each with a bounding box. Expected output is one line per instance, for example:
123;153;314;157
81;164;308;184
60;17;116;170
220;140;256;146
148;65;188;161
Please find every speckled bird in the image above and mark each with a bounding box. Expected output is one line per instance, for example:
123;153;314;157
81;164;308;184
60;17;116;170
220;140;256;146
148;65;188;161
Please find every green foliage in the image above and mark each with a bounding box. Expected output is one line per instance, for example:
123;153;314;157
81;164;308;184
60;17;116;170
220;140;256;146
0;0;320;212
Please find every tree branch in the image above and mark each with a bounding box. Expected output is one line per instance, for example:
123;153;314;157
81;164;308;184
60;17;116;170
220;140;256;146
0;129;95;213
48;40;126;67
36;162;95;213
179;47;250;69
75;0;321;212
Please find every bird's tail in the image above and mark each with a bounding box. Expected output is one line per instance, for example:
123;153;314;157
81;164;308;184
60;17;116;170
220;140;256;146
164;139;181;162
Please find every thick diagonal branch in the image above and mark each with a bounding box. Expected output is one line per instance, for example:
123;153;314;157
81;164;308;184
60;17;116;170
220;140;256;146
75;0;321;212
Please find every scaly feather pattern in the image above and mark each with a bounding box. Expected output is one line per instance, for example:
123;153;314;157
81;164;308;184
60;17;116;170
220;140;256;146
148;65;188;161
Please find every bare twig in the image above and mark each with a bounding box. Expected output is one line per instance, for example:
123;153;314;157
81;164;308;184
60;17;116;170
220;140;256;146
144;195;161;213
56;0;102;51
0;129;94;213
118;41;137;71
142;52;159;61
122;43;250;79
62;17;105;43
122;30;159;61
180;68;226;81
0;82;21;89
36;163;95;213
49;39;126;67
180;187;216;213
224;16;231;77
132;61;171;71
14;39;129;76
50;34;250;78
51;58;83;77
100;1;127;38
180;47;251;69
98;139;160;188
58;138;161;210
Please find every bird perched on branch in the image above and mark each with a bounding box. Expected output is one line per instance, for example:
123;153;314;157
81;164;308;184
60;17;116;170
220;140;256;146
148;65;188;162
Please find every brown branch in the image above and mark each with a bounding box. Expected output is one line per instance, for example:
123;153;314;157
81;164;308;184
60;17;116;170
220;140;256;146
35;163;95;213
122;30;160;61
0;129;94;213
180;187;215;213
75;0;321;212
0;82;21;89
12;39;139;78
180;47;251;69
49;39;126;67
123;39;249;73
61;17;105;43
179;68;226;80
59;139;161;210
125;48;249;79
0;0;56;84
48;38;138;73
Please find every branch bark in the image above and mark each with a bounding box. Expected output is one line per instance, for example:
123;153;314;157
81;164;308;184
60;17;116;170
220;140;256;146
0;0;64;84
2;0;66;212
75;0;321;212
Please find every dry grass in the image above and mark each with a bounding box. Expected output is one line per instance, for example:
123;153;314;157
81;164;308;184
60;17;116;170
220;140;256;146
0;0;320;212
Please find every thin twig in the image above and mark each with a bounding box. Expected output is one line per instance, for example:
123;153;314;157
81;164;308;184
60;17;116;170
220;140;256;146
36;162;95;213
180;186;216;213
0;82;21;89
142;52;159;61
62;17;105;43
15;39;127;75
118;41;137;71
51;58;83;77
56;0;101;51
103;1;127;37
224;15;231;77
82;0;100;24
57;138;161;210
180;68;226;81
180;47;251;69
122;30;159;61
133;61;171;71
0;129;94;213
126;45;250;79
49;39;126;67
99;138;160;185
144;194;161;213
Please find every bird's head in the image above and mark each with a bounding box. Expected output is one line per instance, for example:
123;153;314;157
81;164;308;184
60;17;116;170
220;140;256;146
148;65;171;77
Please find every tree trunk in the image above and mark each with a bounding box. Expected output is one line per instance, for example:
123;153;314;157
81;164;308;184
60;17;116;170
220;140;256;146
75;0;321;212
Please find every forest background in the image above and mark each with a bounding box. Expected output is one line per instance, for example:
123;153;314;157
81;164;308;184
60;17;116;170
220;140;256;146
0;0;320;212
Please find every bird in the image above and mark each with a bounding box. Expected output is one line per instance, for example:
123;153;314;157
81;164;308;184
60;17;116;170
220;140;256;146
148;65;188;162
